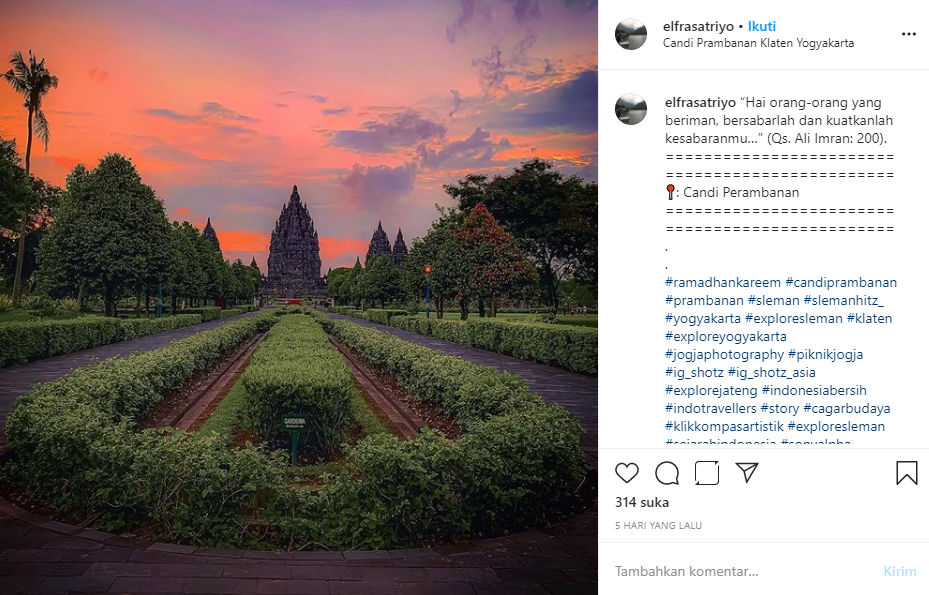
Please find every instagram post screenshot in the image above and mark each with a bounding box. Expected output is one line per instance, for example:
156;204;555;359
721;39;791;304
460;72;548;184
0;1;924;594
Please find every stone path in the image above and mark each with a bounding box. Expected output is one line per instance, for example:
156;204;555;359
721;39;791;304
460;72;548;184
0;496;596;594
328;314;598;461
0;311;261;452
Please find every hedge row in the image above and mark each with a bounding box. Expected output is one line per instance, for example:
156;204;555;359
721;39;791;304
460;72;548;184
327;307;408;325
286;313;587;548
389;316;597;375
5;315;283;544
0;313;203;367
242;315;354;457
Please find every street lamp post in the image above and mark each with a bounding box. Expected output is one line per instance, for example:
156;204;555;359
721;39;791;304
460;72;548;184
424;264;432;320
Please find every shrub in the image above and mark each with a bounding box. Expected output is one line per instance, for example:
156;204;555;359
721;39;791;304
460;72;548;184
387;316;597;375
296;314;588;547
181;306;222;321
5;315;282;543
356;308;408;325
0;294;13;313
0;313;206;367
58;298;80;313
23;294;60;318
242;316;354;457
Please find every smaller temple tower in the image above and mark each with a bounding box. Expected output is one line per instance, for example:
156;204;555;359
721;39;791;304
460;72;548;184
203;217;221;251
365;221;392;266
391;228;408;269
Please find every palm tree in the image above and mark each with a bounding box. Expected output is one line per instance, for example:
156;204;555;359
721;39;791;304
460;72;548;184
3;50;58;303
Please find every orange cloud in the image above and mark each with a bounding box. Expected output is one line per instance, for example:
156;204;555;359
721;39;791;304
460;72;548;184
175;207;190;215
50;156;80;170
216;230;269;252
319;236;368;260
88;67;108;84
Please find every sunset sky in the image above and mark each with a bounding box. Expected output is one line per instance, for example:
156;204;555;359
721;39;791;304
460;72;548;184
0;0;597;272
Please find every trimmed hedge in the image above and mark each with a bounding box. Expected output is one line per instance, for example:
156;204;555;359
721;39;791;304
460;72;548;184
348;308;409;325
181;306;222;321
242;316;354;457
0;314;203;367
284;313;588;548
5;315;283;544
180;304;256;322
389;316;597;375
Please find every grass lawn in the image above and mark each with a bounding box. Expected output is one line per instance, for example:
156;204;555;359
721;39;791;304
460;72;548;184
197;375;251;443
199;369;390;447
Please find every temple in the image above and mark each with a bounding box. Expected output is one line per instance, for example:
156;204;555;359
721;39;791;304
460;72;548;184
391;228;407;269
202;217;221;251
264;186;326;297
365;221;391;266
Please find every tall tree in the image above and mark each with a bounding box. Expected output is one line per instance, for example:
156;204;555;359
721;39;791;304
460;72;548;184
38;154;171;316
3;50;58;303
326;267;353;303
454;204;536;318
0;137;31;231
405;211;463;318
445;159;597;313
356;255;402;308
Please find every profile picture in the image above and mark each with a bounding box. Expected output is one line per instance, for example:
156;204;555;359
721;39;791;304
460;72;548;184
615;94;647;125
616;18;647;50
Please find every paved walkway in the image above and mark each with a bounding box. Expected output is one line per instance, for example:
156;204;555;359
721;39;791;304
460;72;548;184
0;311;261;451
328;314;598;461
0;496;596;594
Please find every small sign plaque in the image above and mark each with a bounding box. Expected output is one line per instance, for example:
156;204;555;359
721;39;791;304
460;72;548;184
282;414;308;431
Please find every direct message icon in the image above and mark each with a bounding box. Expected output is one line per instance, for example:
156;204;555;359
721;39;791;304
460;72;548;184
736;462;759;484
655;461;680;485
896;461;918;486
615;463;639;484
694;461;720;486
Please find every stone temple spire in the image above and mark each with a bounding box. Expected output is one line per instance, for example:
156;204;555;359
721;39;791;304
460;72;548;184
391;228;408;269
264;186;326;297
203;217;221;251
249;256;259;269
365;221;392;266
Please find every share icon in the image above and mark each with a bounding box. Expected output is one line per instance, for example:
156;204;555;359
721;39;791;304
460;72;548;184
736;462;759;484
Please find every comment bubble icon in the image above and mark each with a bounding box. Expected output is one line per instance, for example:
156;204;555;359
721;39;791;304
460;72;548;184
655;461;680;485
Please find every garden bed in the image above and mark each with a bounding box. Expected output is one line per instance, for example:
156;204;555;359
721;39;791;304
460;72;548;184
330;307;597;375
2;309;589;551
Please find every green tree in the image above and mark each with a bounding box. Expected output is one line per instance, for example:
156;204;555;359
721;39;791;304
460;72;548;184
3;50;58;303
445;159;597;313
165;221;206;311
337;258;364;307
454;204;536;318
326;266;353;303
0;137;31;231
38;154;171;316
405;212;463;318
356;254;402;308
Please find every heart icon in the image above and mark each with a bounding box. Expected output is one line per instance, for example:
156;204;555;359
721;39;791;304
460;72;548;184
614;462;639;483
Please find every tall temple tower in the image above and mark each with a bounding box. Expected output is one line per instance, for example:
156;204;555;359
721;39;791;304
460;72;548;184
203;217;221;251
391;228;408;269
265;186;326;297
365;221;392;266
